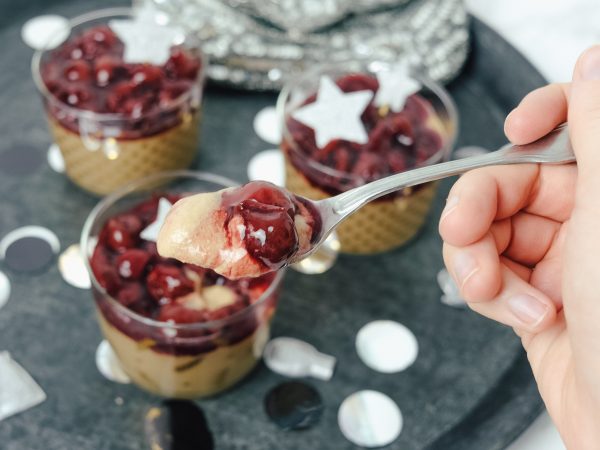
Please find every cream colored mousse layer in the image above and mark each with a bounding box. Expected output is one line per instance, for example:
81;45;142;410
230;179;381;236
157;188;313;279
97;311;271;399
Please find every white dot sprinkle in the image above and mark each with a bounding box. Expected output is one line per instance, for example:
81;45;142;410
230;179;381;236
247;149;285;187
47;144;65;173
58;244;91;289
356;320;418;373
338;390;403;447
95;340;131;384
0;271;10;311
253;106;281;145
21;15;70;50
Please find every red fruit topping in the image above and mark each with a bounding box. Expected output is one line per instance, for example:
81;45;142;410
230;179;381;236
336;73;379;93
146;264;194;303
93;55;125;87
222;182;299;269
105;214;143;252
116;249;151;280
165;47;201;80
116;282;145;307
64;60;91;82
90;246;121;295
157;301;207;324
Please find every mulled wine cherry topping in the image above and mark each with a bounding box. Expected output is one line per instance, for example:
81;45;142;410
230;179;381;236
284;73;445;195
40;24;202;138
90;194;275;337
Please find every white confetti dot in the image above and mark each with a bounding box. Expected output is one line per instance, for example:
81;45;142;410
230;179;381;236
247;149;285;187
95;340;131;384
356;320;418;373
58;244;91;289
47;144;65;173
0;271;10;311
253;106;281;145
338;390;403;448
21;15;70;50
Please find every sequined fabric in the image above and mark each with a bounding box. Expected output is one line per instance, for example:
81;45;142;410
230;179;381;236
148;0;469;90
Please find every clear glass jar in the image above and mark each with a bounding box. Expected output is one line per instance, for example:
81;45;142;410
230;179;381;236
32;7;206;196
277;61;458;254
81;171;284;398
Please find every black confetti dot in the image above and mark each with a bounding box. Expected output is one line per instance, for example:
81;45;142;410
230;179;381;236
264;381;323;430
144;400;214;450
0;148;44;176
5;237;54;273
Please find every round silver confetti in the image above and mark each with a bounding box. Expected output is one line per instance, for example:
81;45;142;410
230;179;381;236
21;15;70;50
0;270;10;311
95;340;131;384
338;390;403;448
263;337;336;380
356;320;418;373
253;106;281;145
0;226;60;273
291;231;339;275
437;268;466;308
58;244;91;289
247;149;285;186
47;144;65;173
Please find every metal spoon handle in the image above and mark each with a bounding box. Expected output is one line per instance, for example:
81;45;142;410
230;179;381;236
330;125;574;216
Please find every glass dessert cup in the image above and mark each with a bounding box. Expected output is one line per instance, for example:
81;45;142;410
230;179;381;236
277;61;458;254
32;7;206;196
81;171;284;399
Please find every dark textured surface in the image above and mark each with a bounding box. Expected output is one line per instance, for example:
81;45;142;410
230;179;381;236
0;1;547;449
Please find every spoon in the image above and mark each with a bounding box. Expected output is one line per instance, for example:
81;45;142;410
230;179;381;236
296;124;574;262
158;125;574;278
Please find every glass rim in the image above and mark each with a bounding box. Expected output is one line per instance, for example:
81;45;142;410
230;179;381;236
80;169;286;331
276;60;459;182
31;6;207;123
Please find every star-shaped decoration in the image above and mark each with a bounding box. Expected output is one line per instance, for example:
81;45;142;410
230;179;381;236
140;197;173;242
374;64;421;112
109;7;184;66
292;76;374;148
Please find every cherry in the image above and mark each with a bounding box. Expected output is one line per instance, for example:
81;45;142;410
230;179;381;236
336;73;379;93
116;249;151;280
131;65;163;90
90;246;121;295
94;55;125;87
164;47;201;80
146;264;194;303
416;128;443;163
116;282;146;307
64;60;91;82
105;213;143;252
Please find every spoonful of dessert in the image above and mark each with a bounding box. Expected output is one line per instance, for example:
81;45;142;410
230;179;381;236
157;125;574;279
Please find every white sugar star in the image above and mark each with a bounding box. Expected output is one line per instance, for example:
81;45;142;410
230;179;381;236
374;64;421;112
292;76;373;148
109;8;184;66
140;198;173;242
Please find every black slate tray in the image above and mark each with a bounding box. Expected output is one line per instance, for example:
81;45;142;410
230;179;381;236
0;1;547;449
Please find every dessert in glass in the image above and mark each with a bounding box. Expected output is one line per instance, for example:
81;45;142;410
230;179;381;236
81;171;284;398
32;8;205;196
278;62;457;254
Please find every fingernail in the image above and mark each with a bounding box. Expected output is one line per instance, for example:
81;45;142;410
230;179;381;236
578;46;600;80
440;195;459;222
507;294;549;326
452;250;479;288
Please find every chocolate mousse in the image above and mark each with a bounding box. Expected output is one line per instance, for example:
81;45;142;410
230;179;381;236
89;193;281;398
158;181;321;279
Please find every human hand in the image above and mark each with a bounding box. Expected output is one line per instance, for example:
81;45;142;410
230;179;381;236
439;46;600;449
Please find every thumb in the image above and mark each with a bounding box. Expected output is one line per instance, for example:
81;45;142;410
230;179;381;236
563;45;600;398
